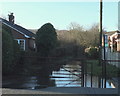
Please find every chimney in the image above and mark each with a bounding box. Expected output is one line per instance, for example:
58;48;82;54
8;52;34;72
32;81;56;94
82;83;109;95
8;13;14;24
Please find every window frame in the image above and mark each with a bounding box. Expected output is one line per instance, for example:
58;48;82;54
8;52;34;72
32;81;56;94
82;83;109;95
15;39;25;51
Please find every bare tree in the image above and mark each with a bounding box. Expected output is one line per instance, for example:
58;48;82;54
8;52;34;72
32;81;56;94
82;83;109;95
68;22;84;31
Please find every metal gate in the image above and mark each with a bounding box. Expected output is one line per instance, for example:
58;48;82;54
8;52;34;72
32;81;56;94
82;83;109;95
50;61;83;87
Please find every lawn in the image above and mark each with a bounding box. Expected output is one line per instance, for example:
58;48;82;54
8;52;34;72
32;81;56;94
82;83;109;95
85;60;119;77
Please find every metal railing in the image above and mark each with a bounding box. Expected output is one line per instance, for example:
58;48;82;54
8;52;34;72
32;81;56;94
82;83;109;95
23;56;119;88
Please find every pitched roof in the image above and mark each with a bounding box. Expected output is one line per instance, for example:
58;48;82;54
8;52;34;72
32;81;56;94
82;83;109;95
1;18;35;38
104;30;120;36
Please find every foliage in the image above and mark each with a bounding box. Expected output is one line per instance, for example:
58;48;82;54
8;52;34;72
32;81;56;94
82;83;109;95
2;24;21;75
57;23;100;58
86;47;99;59
106;64;119;77
86;60;119;77
67;23;100;48
87;24;100;47
2;29;14;74
86;60;102;76
35;23;57;57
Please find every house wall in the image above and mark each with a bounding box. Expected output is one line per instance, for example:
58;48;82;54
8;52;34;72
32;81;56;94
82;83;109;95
28;39;35;50
108;33;120;52
11;29;25;39
23;38;27;51
2;22;35;51
117;34;120;52
117;39;120;52
12;29;27;50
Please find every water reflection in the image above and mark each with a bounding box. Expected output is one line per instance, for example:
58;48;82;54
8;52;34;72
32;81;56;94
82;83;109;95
84;75;113;88
51;64;114;88
3;63;115;89
3;75;56;89
51;64;81;87
2;64;56;89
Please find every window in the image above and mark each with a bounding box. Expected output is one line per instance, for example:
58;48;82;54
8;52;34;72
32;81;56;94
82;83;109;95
16;39;25;50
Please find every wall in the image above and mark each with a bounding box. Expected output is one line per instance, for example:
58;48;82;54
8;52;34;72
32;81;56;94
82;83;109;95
11;29;35;51
117;39;120;52
11;29;25;39
28;39;35;50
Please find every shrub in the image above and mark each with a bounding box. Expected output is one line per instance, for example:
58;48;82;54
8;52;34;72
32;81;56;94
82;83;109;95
2;25;21;75
2;29;14;74
86;47;99;59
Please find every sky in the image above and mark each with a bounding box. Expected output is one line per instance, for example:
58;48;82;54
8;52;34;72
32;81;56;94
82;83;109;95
1;1;118;31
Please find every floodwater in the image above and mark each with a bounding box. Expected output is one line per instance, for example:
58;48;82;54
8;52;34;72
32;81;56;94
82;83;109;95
3;64;116;89
51;64;115;88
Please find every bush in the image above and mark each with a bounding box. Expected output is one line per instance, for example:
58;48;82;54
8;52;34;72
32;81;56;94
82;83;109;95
2;25;21;75
86;47;99;59
2;29;14;74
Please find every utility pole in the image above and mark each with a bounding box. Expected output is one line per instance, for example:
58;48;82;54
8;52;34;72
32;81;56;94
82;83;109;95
99;0;103;88
99;0;103;66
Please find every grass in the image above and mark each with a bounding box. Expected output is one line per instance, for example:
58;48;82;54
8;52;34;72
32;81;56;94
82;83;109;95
106;64;119;77
85;60;119;77
86;60;102;76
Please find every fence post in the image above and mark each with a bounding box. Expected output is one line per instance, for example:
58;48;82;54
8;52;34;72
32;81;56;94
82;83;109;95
91;62;93;87
85;61;87;87
103;34;107;88
81;60;84;87
104;60;107;88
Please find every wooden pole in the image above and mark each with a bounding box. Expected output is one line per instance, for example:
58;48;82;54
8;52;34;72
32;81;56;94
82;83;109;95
99;0;103;88
99;0;103;66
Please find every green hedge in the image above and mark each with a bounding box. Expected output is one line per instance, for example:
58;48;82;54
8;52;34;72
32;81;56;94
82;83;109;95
2;25;21;75
2;29;14;74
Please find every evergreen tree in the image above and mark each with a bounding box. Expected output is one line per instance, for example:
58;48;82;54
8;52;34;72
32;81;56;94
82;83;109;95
35;23;57;57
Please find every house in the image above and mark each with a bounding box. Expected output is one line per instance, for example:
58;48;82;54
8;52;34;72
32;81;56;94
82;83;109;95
107;30;120;52
103;30;120;52
1;13;36;51
102;31;120;68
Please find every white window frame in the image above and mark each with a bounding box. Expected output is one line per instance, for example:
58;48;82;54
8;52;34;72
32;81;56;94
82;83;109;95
15;39;25;51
